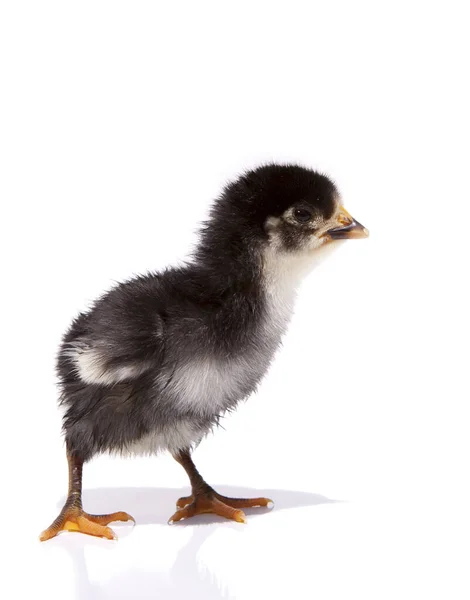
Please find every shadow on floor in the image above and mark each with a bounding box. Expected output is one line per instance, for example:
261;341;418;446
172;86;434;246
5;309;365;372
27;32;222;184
78;484;338;526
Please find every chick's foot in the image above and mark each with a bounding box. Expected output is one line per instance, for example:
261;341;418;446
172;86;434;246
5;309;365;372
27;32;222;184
169;490;273;524
172;450;274;524
39;508;135;542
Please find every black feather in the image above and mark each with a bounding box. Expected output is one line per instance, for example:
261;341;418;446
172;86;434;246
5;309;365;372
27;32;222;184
57;163;338;461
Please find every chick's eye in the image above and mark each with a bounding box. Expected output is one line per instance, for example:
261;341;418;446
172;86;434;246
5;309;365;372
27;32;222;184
293;208;313;223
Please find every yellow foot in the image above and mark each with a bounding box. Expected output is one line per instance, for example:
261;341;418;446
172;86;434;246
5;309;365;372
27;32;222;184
170;492;274;524
39;508;135;542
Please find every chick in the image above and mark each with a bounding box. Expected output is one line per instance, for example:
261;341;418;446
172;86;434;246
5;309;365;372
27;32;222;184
40;163;368;541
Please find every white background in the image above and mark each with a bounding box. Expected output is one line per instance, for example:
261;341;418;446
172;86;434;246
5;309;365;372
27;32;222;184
1;1;469;598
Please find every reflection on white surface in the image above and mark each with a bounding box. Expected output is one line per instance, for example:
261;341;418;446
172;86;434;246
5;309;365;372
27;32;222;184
65;528;231;600
46;486;336;599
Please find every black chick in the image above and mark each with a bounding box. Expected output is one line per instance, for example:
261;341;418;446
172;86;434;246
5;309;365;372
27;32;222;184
40;163;368;541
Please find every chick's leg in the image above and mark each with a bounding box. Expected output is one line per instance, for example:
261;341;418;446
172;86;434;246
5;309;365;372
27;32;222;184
169;449;273;524
39;452;134;542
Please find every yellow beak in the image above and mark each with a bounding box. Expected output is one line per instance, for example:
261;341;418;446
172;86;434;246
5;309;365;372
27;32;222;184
326;207;369;240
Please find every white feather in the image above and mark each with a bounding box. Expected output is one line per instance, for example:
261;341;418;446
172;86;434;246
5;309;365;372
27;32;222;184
119;420;201;456
165;239;318;416
63;343;150;385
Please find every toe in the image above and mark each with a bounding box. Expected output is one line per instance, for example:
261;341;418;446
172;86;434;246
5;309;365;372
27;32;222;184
76;516;117;540
214;495;274;509
87;511;135;525
39;527;58;542
233;509;247;524
176;495;193;509
168;503;195;524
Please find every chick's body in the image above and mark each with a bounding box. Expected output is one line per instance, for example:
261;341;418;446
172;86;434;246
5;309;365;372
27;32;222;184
60;253;290;460
40;163;368;541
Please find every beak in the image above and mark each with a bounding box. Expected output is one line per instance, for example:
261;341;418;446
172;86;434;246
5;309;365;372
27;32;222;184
326;207;369;240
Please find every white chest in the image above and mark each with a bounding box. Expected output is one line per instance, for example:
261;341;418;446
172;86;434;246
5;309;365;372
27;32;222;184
166;248;315;416
165;352;267;415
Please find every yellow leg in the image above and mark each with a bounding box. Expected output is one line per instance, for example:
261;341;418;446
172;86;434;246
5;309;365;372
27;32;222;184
171;449;274;525
39;451;134;542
